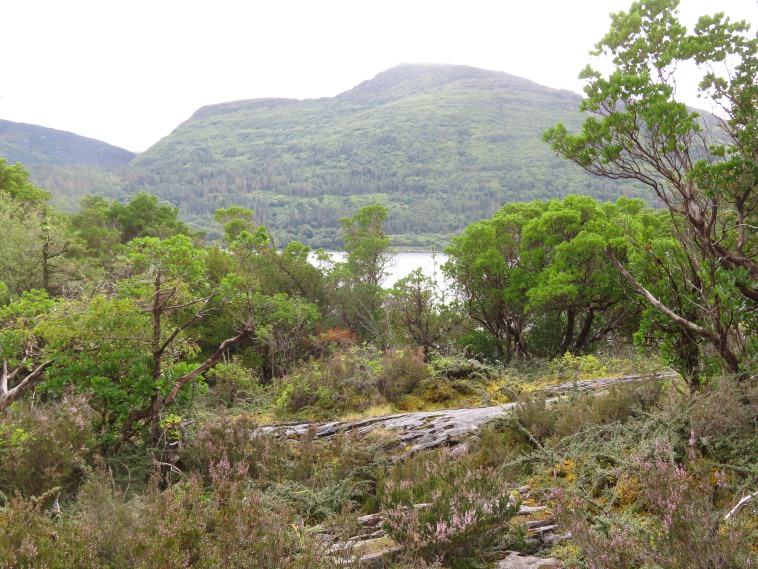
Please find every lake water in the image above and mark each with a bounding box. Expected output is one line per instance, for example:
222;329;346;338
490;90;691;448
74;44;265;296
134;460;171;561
316;251;449;288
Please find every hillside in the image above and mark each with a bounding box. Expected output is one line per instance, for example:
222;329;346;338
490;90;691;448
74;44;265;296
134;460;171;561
0;119;135;168
0;120;135;209
1;65;649;246
128;64;647;247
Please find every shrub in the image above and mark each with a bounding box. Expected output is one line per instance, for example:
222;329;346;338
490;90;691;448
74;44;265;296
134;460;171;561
307;326;357;358
275;346;384;417
429;354;497;381
690;375;758;441
179;414;287;484
687;376;758;470
0;396;94;500
376;347;429;403
379;449;520;568
203;359;263;408
0;467;337;568
259;429;386;523
551;439;757;569
0;489;72;568
511;379;665;446
549;352;608;380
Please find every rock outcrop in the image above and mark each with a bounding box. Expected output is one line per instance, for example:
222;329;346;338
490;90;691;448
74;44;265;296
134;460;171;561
261;372;675;455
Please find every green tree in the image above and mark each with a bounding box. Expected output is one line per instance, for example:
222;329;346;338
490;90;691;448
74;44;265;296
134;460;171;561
340;203;394;288
39;235;257;445
544;0;757;381
214;206;326;304
388;268;462;358
117;235;258;439
445;197;647;361
70;195;121;259
109;192;191;243
0;159;50;204
444;201;542;361
327;204;395;343
521;196;641;357
207;207;323;379
0;290;58;411
0;161;84;297
0;194;44;297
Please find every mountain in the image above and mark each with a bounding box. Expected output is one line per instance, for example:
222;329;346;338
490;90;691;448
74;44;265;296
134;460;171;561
126;64;647;247
2;65;648;246
0;120;135;168
0;120;136;210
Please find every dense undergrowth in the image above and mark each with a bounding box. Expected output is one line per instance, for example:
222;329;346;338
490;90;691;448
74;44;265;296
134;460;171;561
1;351;755;568
2;3;756;562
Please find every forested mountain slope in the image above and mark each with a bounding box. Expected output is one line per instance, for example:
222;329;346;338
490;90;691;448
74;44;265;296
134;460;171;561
0;120;135;209
0;120;135;168
128;64;646;247
1;65;647;246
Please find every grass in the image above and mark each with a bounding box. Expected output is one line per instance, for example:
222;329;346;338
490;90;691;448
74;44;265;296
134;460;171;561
2;350;753;568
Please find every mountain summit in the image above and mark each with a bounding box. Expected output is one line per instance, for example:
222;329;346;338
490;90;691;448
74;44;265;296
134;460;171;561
2;64;645;246
128;63;643;246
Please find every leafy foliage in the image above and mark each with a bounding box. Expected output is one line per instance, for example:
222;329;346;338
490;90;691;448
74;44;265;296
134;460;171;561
444;196;645;362
544;0;757;383
112;64;646;247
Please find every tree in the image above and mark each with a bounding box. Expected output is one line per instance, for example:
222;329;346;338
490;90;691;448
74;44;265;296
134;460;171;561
0;159;50;204
39;235;258;446
0;290;57;411
521;196;641;357
444;197;641;362
340;203;394;288
544;0;757;382
208;207;323;380
213;206;326;305
118;235;261;439
444;202;538;362
70;195;121;259
328;204;395;343
109;192;191;244
0;161;84;298
388;268;462;358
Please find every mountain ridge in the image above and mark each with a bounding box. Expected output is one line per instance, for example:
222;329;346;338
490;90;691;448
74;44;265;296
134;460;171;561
0;119;136;168
2;64;647;246
127;63;644;246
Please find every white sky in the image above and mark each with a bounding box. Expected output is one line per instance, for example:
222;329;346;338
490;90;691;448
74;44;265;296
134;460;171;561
2;0;756;152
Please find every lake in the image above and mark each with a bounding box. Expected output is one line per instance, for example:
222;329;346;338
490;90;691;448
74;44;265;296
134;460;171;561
316;251;449;288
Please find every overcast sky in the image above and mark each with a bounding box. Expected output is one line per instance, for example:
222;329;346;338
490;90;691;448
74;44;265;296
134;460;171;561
2;0;756;152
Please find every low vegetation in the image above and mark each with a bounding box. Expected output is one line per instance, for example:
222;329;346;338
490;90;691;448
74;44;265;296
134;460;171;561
0;0;756;566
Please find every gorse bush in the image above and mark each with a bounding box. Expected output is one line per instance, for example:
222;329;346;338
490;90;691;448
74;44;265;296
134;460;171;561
430;354;498;381
686;377;758;477
376;347;429;403
180;414;387;523
275;346;386;417
552;438;757;569
512;378;665;446
202;359;263;408
261;429;387;523
548;353;611;380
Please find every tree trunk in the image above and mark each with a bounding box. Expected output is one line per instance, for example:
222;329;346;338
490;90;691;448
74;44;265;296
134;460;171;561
573;310;595;353
558;309;576;356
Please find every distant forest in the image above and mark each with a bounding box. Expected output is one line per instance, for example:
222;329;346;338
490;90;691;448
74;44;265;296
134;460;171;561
3;64;650;249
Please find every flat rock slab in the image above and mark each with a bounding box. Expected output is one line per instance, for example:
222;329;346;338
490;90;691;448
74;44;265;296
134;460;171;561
260;372;674;454
261;403;517;454
498;552;560;568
